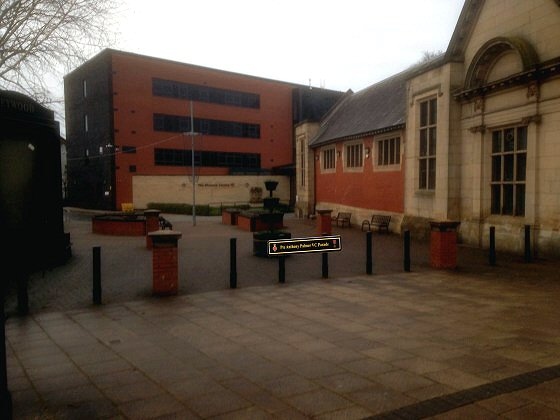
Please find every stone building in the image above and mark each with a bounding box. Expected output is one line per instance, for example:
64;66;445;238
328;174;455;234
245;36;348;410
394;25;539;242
297;0;560;257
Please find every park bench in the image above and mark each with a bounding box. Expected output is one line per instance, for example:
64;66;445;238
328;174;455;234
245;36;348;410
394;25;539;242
159;216;173;230
331;212;352;228
361;214;391;233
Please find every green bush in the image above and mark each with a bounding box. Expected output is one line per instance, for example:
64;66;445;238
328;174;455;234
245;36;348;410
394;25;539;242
147;202;210;216
146;202;291;216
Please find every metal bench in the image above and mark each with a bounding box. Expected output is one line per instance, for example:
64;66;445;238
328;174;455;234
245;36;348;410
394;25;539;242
159;216;173;230
331;212;352;228
361;214;391;233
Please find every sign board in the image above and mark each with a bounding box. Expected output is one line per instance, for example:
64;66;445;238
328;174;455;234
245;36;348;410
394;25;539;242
267;235;342;256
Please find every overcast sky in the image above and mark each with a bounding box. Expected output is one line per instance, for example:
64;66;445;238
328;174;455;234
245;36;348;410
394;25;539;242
113;0;466;93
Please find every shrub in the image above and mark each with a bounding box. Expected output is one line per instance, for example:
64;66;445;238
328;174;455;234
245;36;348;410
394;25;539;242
147;202;210;216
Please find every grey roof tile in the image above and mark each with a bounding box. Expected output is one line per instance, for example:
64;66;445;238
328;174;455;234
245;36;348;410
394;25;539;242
309;69;410;147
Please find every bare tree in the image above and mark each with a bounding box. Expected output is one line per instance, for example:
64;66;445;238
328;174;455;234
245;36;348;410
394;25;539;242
419;50;444;63
0;0;119;105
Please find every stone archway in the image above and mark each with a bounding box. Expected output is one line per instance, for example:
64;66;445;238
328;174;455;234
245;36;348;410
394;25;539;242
464;37;540;89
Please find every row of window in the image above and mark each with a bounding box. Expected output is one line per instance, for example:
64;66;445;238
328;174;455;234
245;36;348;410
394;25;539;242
154;148;260;169
153;113;260;138
321;137;402;170
152;78;260;109
415;96;526;216
318;94;526;218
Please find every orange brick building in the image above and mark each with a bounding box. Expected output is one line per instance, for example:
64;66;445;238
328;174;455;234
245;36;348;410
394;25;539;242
295;72;408;229
64;49;342;210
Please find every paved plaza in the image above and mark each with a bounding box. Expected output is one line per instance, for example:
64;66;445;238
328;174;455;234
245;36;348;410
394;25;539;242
4;211;560;419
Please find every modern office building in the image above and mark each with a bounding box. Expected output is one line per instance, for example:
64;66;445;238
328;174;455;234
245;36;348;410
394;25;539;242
64;49;343;210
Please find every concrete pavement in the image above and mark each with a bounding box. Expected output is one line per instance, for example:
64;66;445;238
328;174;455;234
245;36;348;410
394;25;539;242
4;210;560;419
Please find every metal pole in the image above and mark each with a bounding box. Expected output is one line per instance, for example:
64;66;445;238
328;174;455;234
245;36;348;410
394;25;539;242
230;238;237;289
489;226;496;266
190;100;196;227
404;230;411;272
322;253;329;278
279;256;285;283
93;246;102;305
524;225;532;263
366;231;373;275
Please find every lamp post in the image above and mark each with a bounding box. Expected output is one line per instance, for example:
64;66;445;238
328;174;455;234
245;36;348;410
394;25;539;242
187;100;200;226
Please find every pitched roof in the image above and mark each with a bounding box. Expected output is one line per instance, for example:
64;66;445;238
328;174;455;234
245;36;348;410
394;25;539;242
309;69;410;147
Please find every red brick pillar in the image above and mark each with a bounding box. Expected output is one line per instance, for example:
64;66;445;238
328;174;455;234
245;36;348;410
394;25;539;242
145;209;161;249
430;221;461;269
317;209;333;235
148;231;182;296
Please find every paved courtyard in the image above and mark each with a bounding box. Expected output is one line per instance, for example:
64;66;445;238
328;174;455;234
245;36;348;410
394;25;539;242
4;210;560;418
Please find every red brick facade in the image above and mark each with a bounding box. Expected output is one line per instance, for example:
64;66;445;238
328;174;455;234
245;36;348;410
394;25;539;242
314;136;404;214
110;53;295;208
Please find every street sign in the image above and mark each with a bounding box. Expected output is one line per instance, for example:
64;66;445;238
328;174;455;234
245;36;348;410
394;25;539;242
267;235;342;256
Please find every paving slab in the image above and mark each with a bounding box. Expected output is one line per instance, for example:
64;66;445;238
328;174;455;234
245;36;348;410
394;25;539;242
4;210;560;418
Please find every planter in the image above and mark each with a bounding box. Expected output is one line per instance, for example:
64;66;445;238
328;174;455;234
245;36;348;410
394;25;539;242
253;231;291;257
222;208;241;225
92;213;147;236
237;211;284;232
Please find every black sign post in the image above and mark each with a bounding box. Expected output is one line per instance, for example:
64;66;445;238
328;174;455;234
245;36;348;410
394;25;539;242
267;235;342;282
267;235;342;256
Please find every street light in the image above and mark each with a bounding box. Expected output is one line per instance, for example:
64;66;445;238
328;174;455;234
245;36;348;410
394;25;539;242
185;100;201;226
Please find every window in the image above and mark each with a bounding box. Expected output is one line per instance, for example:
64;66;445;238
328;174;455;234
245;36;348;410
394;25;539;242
152;78;260;109
84;114;89;132
377;137;401;166
129;165;137;173
322;148;335;170
153;113;260;139
82;80;87;98
491;126;527;216
345;143;363;168
419;98;437;189
154;148;260;169
122;146;136;154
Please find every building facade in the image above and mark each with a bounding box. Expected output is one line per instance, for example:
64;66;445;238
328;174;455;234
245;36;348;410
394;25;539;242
296;71;410;230
405;0;560;256
297;0;560;257
64;49;342;210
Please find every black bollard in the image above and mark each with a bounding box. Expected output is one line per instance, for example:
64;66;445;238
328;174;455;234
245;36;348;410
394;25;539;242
279;256;285;283
524;225;532;263
322;252;329;278
230;238;237;289
17;272;29;316
489;226;496;266
403;230;411;272
366;231;373;275
93;246;102;305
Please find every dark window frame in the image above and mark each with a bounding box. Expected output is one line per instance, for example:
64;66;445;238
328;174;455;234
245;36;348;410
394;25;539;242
419;98;437;190
491;126;527;216
152;78;260;109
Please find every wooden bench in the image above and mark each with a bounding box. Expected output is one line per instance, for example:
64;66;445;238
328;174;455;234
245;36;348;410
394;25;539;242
331;212;352;228
361;214;391;233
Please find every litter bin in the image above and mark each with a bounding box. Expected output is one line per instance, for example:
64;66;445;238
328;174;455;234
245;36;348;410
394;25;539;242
317;209;333;235
149;230;182;296
429;221;460;269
